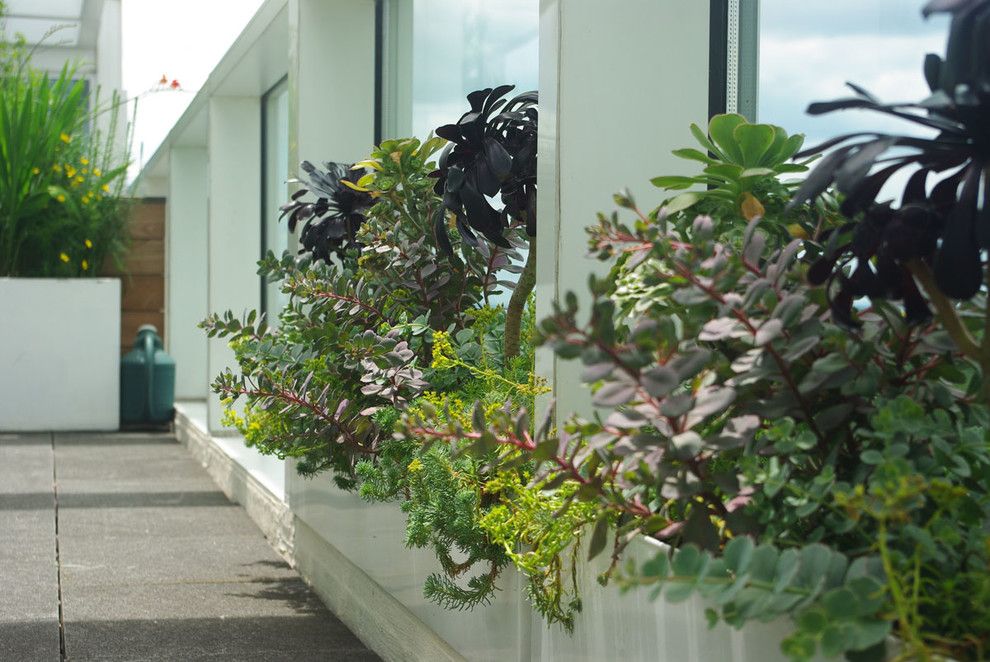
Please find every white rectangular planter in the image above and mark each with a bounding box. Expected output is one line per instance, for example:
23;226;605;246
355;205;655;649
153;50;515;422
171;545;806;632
288;475;810;662
0;278;120;431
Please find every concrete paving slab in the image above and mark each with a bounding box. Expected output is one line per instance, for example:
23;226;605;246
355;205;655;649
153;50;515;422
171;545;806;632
36;431;380;661
64;614;378;661
0;554;59;621
0;433;51;446
0;620;61;662
0;435;59;662
59;535;298;586
54;488;235;507
0;440;53;494
53;432;176;446
57;504;255;540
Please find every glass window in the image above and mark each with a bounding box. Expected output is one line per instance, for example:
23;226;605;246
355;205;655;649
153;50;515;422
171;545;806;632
261;77;289;321
757;0;950;147
382;0;539;140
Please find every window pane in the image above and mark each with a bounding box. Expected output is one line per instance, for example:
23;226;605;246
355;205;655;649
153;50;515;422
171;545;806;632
758;0;949;147
387;0;539;139
262;79;289;320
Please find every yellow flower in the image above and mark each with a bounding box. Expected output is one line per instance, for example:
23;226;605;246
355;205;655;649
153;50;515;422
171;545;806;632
60;133;71;143
80;157;89;165
81;195;90;205
56;194;65;203
81;168;88;175
81;259;89;271
84;238;92;249
65;165;77;178
93;168;102;177
100;184;110;194
74;176;84;185
52;164;62;173
407;458;424;473
59;252;69;263
31;167;40;175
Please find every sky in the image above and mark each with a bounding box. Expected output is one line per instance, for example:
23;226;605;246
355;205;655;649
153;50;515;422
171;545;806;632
121;0;263;178
759;0;950;146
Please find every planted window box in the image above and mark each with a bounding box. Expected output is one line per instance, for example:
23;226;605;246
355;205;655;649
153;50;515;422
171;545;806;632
204;2;989;660
0;25;131;431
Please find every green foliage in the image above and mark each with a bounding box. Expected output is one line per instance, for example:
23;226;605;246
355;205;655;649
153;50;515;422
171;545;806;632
0;9;131;276
643;113;832;244
620;539;890;661
464;135;989;657
204;134;583;622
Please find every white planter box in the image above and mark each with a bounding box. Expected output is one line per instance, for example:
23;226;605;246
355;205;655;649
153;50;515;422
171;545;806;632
0;278;120;431
288;474;815;662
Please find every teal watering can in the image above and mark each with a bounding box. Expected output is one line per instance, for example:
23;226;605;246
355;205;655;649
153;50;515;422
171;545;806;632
120;325;175;425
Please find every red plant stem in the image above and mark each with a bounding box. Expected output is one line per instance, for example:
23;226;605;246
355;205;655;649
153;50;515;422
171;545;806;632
672;261;828;444
221;383;377;456
310;289;389;324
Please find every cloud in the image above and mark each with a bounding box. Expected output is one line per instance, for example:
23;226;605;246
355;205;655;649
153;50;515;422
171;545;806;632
760;0;949;39
758;32;945;146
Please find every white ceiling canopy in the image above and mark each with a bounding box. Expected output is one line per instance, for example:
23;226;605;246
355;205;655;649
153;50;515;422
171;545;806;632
7;0;84;19
2;0;87;46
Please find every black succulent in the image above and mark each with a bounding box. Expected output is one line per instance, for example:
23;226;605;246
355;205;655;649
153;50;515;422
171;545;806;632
280;161;373;263
431;85;538;254
790;0;990;308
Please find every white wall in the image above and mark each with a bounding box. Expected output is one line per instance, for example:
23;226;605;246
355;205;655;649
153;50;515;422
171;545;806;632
166;146;209;400
288;0;377;170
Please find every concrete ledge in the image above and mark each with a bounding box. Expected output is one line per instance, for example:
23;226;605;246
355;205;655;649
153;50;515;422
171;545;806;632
293;517;465;662
173;405;293;559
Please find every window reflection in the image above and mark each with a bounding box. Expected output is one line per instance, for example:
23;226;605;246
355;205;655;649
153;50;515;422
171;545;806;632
758;0;949;147
404;0;538;139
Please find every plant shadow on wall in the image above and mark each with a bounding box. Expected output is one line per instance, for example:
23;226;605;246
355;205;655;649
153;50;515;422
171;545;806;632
0;3;132;278
204;1;989;659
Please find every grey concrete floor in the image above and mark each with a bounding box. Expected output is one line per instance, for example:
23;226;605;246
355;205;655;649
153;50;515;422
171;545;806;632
0;432;379;662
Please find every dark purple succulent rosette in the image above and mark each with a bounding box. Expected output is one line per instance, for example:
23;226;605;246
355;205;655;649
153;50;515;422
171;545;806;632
430;85;538;255
280;161;373;263
789;0;990;324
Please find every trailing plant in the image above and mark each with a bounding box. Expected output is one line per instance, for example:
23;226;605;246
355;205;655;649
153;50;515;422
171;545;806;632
205;88;563;619
0;8;131;277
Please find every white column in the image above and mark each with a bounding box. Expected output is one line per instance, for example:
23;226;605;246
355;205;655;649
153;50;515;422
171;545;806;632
166;146;209;401
207;97;262;432
536;0;714;419
95;0;122;93
95;0;126;163
288;0;377;170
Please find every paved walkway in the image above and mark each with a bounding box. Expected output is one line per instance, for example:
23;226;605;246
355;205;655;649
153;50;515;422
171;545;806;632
0;432;379;661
